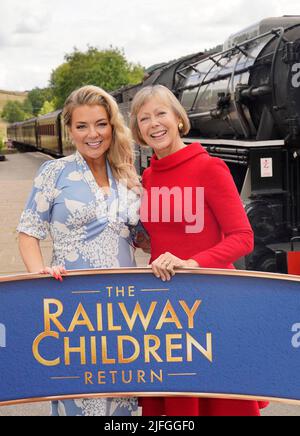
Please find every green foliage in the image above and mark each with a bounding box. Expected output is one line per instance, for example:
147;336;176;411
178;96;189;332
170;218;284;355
27;87;54;116
22;98;33;115
39;100;56;116
50;46;145;109
1;101;30;123
0;137;4;151
1;47;145;121
128;63;145;85
0;89;51;122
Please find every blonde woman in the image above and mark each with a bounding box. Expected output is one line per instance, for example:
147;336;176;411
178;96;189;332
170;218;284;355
18;85;140;416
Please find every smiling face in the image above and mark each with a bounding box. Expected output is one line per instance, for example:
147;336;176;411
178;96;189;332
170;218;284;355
69;104;113;164
137;96;184;159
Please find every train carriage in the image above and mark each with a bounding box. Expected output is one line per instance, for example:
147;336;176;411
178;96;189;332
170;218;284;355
20;118;37;148
16;122;24;145
6;123;19;145
36;110;62;155
60;115;76;156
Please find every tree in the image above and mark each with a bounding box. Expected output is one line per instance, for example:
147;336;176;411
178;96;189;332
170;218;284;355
22;98;33;116
1;101;28;123
39;100;56;115
50;46;145;108
128;63;146;85
27;87;54;116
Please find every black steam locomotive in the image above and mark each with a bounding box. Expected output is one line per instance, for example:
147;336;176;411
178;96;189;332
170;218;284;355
8;16;300;272
113;15;300;272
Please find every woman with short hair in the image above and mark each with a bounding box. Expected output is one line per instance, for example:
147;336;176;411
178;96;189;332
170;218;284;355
130;84;268;416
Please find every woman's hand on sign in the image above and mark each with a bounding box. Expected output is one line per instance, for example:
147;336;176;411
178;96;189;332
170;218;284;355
39;266;67;282
151;253;199;282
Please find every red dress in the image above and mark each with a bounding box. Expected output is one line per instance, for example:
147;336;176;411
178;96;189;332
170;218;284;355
139;143;268;416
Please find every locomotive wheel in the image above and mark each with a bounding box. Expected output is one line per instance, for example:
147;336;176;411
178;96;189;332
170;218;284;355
245;201;276;245
245;245;277;273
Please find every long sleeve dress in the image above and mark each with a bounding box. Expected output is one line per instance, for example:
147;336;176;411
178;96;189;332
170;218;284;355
139;142;268;416
17;151;140;417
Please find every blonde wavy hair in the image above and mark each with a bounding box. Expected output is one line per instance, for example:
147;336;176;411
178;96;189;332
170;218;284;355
130;85;191;146
63;85;140;189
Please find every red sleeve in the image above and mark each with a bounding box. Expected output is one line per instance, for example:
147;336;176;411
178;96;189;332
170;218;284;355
191;158;254;268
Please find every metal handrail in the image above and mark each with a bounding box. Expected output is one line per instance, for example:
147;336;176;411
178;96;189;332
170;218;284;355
270;28;287;112
176;27;285;76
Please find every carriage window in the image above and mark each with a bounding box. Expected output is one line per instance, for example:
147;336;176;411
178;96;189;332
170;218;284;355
38;124;56;136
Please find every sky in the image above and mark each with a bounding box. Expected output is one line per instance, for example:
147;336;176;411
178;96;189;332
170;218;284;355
0;0;300;91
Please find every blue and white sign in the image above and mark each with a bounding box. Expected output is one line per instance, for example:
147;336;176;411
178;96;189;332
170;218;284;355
0;268;300;406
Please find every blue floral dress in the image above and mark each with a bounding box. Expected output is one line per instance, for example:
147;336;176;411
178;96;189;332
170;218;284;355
17;151;140;416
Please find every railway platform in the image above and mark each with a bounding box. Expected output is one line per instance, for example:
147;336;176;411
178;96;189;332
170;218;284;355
0;152;299;416
0;152;53;276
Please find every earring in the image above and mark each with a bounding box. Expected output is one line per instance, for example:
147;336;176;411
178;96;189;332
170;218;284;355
178;122;184;132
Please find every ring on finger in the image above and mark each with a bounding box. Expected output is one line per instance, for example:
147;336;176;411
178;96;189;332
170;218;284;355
163;260;171;266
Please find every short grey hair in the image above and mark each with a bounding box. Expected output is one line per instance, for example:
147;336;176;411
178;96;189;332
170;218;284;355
130;85;191;146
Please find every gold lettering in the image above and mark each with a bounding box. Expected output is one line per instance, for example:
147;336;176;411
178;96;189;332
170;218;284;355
166;334;183;362
106;287;113;298
44;299;66;332
151;370;163;383
84;370;164;385
85;372;94;385
68;303;95;332
110;371;117;384
186;332;213;363
118;336;140;364
128;286;135;297
98;371;106;384
116;286;125;297
64;337;86;365
118;302;157;331
179;300;202;329
144;335;163;363
107;303;122;331
137;370;146;383
122;370;133;384
32;331;60;366
101;336;116;364
96;304;103;331
156;300;183;330
90;336;97;364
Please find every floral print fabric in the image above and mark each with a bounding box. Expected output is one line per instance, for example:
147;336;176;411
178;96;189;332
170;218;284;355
18;151;140;416
18;152;140;270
